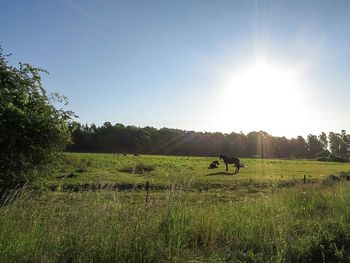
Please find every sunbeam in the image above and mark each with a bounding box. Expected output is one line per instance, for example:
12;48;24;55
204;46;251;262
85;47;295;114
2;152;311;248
214;59;310;137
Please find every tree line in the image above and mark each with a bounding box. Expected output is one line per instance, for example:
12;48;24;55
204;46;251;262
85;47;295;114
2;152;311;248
68;122;350;160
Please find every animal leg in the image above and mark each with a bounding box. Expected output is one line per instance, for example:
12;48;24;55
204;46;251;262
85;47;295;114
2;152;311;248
225;163;228;171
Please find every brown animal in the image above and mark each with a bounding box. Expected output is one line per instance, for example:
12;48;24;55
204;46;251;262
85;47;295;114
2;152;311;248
219;154;246;174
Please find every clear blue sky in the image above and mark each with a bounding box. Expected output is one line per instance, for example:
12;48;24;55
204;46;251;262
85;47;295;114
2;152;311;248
1;0;350;137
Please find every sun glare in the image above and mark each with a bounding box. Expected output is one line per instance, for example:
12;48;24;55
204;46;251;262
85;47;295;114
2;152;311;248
215;61;309;136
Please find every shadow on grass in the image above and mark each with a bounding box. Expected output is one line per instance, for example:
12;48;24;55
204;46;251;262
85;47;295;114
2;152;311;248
207;171;235;176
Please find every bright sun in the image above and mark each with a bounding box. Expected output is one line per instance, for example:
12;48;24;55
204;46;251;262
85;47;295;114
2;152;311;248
215;61;310;136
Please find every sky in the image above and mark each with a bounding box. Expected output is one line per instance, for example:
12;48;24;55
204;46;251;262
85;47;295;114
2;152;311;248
1;0;350;138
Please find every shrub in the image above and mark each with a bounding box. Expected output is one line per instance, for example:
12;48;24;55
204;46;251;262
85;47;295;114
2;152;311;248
315;149;331;158
329;154;349;163
119;163;155;174
339;171;350;181
0;48;74;188
317;153;349;163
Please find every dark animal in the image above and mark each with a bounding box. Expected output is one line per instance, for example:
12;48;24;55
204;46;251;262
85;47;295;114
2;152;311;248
208;160;219;169
328;174;341;181
219;154;245;174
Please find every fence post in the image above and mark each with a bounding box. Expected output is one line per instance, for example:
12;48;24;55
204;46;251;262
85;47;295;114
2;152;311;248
145;181;149;204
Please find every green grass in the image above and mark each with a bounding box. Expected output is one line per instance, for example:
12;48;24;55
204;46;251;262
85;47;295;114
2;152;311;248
2;153;350;262
44;153;350;191
1;184;350;262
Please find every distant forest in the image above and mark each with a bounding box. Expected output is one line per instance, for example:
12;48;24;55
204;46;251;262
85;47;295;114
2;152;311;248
68;122;350;159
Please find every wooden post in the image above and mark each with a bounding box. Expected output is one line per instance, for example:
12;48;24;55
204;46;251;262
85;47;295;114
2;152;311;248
145;181;149;204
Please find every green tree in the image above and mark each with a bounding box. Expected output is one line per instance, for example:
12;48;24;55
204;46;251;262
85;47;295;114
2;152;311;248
340;130;350;158
318;132;328;150
0;49;74;188
307;134;323;158
290;136;308;158
329;132;342;156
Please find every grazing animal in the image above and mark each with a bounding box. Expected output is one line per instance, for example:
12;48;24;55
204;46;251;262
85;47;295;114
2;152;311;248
208;160;219;169
219;154;245;174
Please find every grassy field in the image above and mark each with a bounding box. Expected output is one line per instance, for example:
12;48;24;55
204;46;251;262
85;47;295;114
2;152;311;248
45;153;350;190
1;153;350;262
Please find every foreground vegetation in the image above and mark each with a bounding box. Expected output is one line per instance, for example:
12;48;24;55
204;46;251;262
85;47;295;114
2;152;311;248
0;153;350;262
1;183;350;262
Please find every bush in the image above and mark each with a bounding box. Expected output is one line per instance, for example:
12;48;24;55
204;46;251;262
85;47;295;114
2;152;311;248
315;149;331;158
339;171;350;181
316;153;349;163
0;48;74;188
329;154;349;163
119;163;155;174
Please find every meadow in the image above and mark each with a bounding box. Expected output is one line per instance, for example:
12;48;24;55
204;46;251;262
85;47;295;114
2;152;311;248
1;153;350;262
45;153;350;190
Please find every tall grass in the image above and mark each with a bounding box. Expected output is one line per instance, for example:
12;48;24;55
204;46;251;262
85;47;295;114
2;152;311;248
0;184;350;262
